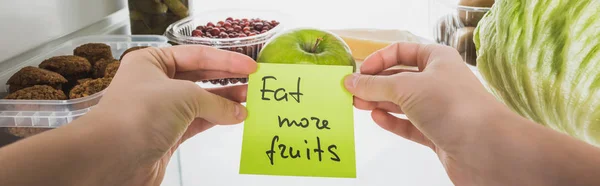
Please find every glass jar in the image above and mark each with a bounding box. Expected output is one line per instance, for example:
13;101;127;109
429;0;492;66
128;0;191;35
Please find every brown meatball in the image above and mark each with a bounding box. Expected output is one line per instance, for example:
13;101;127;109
76;78;93;85
39;55;91;77
4;85;67;100
73;43;113;65
69;78;112;99
38;55;94;94
6;66;68;93
92;58;119;78
104;62;121;78
120;46;149;60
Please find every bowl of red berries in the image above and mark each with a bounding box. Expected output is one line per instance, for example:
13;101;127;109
164;9;288;85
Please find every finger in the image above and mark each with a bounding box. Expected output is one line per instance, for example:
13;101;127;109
371;109;434;149
126;45;257;77
164;45;257;73
361;42;453;74
354;97;403;114
375;68;419;76
344;72;414;103
174;70;248;81
205;85;248;103
361;42;426;74
178;85;249;143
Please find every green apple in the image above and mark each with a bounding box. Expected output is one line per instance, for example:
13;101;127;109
256;28;356;72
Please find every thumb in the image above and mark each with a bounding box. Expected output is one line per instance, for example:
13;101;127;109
186;83;247;125
344;73;402;104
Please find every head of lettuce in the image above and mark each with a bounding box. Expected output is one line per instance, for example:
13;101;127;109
474;0;600;146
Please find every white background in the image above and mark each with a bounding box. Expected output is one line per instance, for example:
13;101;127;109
177;1;456;186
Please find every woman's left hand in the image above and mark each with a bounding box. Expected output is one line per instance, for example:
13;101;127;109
89;45;256;185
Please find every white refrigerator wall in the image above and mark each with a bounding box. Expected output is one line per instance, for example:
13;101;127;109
0;0;125;63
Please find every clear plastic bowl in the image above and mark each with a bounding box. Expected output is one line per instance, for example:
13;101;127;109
164;9;288;60
429;0;492;66
0;35;171;129
164;9;289;86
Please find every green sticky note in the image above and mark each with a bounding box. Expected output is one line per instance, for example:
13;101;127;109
239;63;356;178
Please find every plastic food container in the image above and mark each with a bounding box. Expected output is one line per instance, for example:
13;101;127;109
0;35;170;147
429;0;492;66
165;9;288;59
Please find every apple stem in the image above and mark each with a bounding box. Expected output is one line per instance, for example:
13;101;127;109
311;37;323;53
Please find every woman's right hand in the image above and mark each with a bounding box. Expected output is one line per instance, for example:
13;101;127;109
343;42;600;186
343;42;504;185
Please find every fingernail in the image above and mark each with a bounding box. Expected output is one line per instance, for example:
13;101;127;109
344;73;360;88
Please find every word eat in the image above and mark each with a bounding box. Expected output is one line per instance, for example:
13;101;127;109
260;76;303;103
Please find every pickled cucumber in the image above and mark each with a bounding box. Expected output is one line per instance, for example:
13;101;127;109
164;0;189;18
129;10;145;21
128;0;189;35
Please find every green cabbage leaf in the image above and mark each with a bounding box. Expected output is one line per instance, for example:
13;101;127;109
474;0;600;146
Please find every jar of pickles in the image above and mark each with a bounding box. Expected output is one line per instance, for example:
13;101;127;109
128;0;191;35
429;0;494;66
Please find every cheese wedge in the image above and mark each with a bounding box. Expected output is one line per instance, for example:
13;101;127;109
329;28;422;60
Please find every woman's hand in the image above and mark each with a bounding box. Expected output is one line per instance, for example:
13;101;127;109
94;45;256;185
0;45;256;186
344;42;600;186
344;42;501;185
